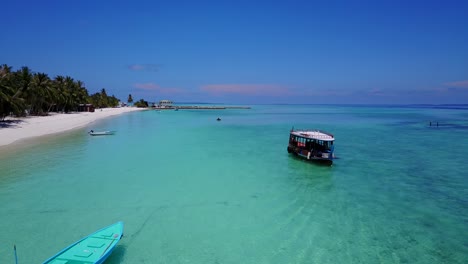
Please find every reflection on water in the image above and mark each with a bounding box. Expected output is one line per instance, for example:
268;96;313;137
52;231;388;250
106;245;127;264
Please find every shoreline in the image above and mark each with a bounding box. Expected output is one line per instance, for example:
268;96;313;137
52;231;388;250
0;107;145;148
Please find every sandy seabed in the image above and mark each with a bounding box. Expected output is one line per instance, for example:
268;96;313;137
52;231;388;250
0;107;144;147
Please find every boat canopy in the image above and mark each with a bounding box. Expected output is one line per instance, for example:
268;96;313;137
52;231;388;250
290;130;334;141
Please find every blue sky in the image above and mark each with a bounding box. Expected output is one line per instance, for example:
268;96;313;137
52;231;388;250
1;0;467;104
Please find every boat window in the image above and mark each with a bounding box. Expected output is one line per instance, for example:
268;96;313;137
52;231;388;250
297;137;306;147
305;139;311;149
322;141;332;150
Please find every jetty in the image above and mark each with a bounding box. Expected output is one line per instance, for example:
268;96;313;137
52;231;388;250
153;105;251;110
176;106;250;110
151;100;251;110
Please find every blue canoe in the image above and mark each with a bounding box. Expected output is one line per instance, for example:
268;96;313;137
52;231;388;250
42;221;124;264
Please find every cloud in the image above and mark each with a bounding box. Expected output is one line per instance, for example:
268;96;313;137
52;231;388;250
134;83;160;90
444;80;468;88
367;88;385;95
200;84;292;96
128;64;160;72
133;83;185;94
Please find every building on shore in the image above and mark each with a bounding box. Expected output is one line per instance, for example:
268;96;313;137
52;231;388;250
155;100;174;109
78;104;95;112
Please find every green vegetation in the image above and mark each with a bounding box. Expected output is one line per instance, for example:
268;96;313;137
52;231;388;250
0;64;122;120
134;99;149;108
89;88;120;109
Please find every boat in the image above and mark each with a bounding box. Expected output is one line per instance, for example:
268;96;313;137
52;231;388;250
88;130;115;136
42;221;124;264
287;128;335;166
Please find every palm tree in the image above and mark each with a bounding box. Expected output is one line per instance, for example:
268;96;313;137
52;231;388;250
100;88;109;107
1;65;126;116
0;64;19;119
108;95;119;107
75;80;89;106
6;66;33;116
0;65;38;118
89;92;102;108
63;76;76;112
29;72;53;115
0;64;13;102
53;75;66;112
15;66;33;94
0;64;13;79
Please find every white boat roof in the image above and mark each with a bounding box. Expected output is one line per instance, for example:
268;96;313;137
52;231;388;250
290;130;334;141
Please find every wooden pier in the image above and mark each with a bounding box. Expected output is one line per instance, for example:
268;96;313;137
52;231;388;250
153;105;251;110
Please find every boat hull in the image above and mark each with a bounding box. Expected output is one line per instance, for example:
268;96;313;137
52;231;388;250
287;146;333;166
42;221;124;264
88;131;115;136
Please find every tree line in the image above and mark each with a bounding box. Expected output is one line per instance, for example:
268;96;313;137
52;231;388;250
0;64;122;120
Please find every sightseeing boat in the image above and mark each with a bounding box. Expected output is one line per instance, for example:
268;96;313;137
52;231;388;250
287;128;335;165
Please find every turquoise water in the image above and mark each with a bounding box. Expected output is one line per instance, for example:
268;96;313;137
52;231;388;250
0;105;467;263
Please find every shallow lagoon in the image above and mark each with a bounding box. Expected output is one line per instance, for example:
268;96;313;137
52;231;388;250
0;105;467;263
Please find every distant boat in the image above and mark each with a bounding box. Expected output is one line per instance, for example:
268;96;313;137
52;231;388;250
88;130;115;136
42;221;124;264
287;128;335;166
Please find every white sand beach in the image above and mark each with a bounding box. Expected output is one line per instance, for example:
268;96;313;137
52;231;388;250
0;107;144;147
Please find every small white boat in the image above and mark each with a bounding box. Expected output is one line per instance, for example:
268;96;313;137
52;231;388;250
88;130;115;136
